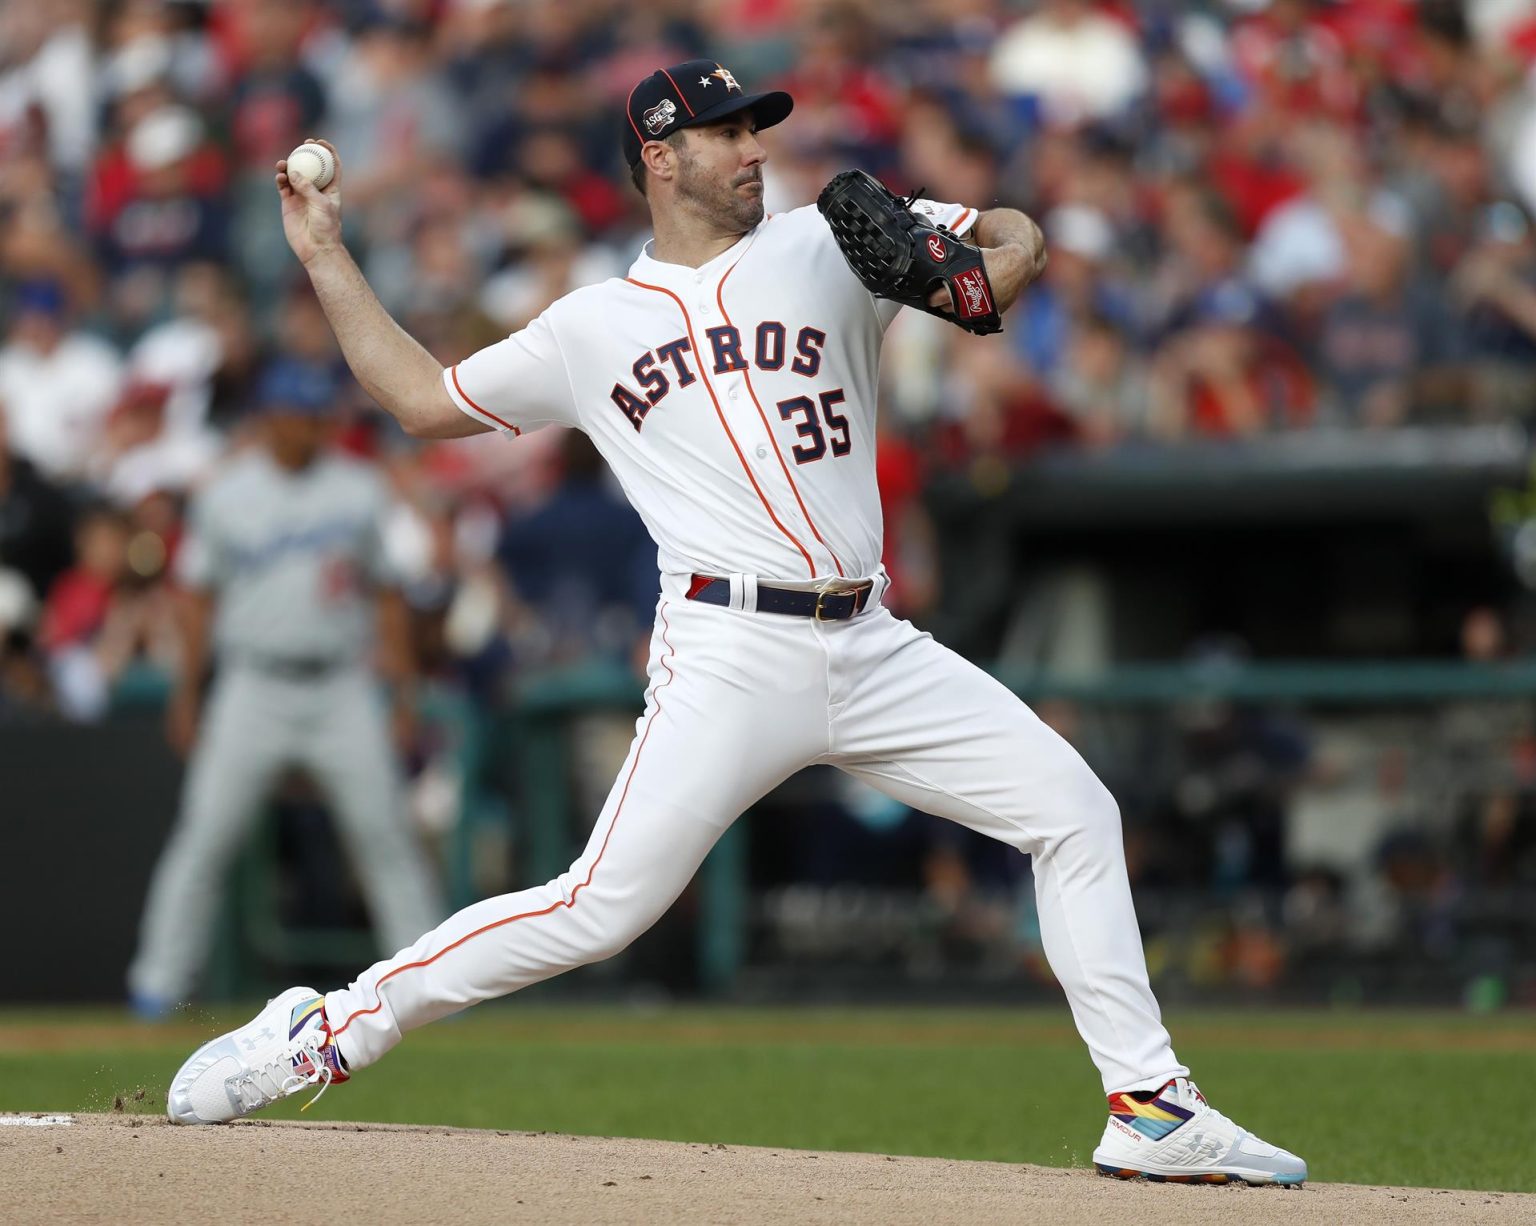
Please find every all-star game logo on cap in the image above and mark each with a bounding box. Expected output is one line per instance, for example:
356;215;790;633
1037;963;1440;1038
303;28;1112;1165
642;98;678;136
623;59;794;168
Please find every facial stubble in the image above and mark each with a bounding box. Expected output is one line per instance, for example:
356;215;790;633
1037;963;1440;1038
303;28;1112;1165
673;138;764;233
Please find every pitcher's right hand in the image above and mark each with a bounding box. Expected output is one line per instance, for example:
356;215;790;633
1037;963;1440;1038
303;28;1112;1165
277;136;343;267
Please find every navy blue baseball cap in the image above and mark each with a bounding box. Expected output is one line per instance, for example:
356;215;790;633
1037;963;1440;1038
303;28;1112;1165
256;359;337;416
622;59;793;169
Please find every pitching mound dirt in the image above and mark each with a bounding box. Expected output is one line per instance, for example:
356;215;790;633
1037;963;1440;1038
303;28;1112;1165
4;1113;1527;1225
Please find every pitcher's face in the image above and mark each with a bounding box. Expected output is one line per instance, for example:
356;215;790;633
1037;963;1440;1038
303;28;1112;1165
669;119;767;233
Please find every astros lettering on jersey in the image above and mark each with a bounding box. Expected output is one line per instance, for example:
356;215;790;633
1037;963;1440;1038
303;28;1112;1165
442;199;976;583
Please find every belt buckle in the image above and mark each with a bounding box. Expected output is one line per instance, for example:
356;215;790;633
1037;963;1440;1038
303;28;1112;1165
813;580;871;621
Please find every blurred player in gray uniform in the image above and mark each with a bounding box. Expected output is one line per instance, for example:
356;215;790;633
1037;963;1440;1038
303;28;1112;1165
127;359;444;1016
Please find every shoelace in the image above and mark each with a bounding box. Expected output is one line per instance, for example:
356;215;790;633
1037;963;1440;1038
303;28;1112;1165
300;1063;336;1114
229;1031;334;1115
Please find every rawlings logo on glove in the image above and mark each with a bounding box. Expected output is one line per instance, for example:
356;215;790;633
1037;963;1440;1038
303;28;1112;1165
953;267;994;318
816;169;1003;335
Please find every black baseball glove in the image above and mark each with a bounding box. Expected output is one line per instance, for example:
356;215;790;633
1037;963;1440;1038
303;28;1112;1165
817;169;1002;335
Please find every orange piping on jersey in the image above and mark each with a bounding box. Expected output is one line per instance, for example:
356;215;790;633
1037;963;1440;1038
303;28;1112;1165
716;245;847;578
624;275;817;578
449;365;521;436
659;68;695;117
953;207;977;234
332;606;681;1041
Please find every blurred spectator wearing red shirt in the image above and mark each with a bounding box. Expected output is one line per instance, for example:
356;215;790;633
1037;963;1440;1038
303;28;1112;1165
41;507;127;655
1149;283;1314;438
773;6;904;168
86;102;230;331
39;498;181;721
1228;0;1359;121
516;128;629;237
1203;102;1306;240
41;505;132;720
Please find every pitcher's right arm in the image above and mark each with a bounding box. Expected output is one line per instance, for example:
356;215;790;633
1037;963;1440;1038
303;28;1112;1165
276;138;490;440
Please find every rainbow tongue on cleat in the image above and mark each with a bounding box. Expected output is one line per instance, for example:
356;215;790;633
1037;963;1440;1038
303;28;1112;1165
1106;1078;1198;1140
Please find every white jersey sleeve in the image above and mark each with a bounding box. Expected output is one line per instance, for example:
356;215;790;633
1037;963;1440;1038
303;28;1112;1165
872;198;982;330
442;308;579;435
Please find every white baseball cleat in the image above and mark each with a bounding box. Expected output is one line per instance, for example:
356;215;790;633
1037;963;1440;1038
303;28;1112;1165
166;986;349;1125
1092;1077;1307;1186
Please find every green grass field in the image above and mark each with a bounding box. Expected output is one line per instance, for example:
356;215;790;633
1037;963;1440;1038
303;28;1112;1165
1;1006;1528;1192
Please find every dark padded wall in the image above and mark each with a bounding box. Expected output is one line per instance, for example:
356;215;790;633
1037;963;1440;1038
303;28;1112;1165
0;714;181;1002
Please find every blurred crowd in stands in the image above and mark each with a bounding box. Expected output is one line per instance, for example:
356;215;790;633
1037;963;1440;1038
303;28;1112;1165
4;0;1536;994
14;0;1536;695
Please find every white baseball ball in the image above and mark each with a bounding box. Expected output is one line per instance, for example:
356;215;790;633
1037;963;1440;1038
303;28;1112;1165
285;142;335;190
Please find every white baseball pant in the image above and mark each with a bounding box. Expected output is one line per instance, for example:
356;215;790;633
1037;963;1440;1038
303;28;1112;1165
326;582;1187;1094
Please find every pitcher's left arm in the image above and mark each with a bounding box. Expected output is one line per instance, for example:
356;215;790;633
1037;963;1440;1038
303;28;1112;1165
972;209;1048;313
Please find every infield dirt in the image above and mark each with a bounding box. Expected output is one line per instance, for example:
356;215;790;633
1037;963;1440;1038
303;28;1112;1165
5;1113;1529;1225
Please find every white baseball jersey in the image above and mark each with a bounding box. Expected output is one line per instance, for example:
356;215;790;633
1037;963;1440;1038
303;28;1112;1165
178;450;396;663
441;199;977;583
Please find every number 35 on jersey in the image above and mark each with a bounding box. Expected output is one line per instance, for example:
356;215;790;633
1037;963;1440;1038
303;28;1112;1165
611;321;847;464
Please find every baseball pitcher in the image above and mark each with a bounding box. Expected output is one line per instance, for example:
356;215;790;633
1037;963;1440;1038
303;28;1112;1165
164;61;1305;1186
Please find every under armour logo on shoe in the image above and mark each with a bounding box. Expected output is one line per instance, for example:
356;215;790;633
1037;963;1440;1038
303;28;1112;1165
242;1027;276;1050
1182;1131;1225;1163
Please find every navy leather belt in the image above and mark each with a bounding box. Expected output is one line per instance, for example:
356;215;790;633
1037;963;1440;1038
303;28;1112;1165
686;575;874;621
